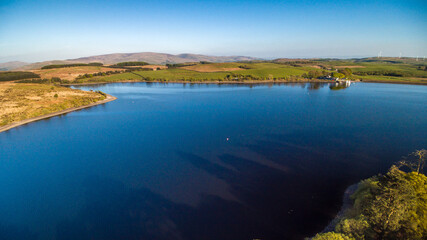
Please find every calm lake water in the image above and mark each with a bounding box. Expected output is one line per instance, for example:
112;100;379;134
1;82;426;240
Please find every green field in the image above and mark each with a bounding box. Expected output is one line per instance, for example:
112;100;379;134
75;62;317;83
10;58;427;85
311;58;427;84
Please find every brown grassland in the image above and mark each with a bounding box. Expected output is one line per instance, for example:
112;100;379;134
0;82;106;127
30;66;126;80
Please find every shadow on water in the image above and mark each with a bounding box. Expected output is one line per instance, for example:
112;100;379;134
307;82;329;90
1;126;404;240
52;174;268;240
52;128;380;240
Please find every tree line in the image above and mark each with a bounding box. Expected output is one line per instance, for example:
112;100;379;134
110;61;149;67
0;71;41;81
41;62;103;69
354;70;426;78
16;77;70;84
301;68;353;79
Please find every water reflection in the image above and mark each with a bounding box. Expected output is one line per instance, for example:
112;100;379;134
329;81;352;90
307;82;329;90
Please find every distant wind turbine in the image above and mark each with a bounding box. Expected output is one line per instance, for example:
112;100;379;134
378;51;382;58
399;52;402;59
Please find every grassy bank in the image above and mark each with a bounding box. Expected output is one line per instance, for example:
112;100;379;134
0;82;107;127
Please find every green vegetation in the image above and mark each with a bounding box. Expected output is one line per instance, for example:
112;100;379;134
7;57;425;85
0;71;40;81
313;150;427;240
312;232;355;240
95;90;107;97
76;70;126;80
41;62;103;69
77;62;312;83
315;58;427;84
16;77;71;84
166;62;198;68
59;58;425;84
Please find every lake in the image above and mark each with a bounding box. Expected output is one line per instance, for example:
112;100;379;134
1;82;426;240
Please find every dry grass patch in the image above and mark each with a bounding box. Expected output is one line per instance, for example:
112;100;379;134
0;82;106;126
31;66;126;80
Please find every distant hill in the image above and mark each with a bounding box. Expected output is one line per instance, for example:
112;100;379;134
14;52;259;70
17;60;77;70
354;57;427;64
0;61;29;71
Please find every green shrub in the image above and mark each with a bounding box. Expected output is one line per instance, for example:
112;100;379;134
335;216;371;239
312;232;355;240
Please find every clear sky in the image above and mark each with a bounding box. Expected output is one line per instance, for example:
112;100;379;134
0;0;426;62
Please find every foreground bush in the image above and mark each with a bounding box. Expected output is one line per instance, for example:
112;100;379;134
312;232;355;240
314;164;426;239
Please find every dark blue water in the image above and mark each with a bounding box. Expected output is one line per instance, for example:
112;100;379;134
1;82;426;240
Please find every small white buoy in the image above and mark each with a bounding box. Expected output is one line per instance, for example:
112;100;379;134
226;138;229;141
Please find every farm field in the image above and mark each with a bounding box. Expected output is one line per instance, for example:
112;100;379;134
76;62;315;83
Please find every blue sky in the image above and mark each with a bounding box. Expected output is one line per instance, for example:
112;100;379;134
0;0;426;62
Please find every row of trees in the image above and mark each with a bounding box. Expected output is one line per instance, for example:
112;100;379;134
338;68;353;78
112;61;149;67
0;71;40;81
166;62;198;68
76;68;156;80
16;77;71;84
354;70;427;78
76;70;125;79
41;62;103;69
301;68;353;80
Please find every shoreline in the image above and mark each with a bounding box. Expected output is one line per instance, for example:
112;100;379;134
360;79;427;86
319;183;359;234
0;94;117;133
63;79;427;86
307;183;358;239
63;79;334;86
